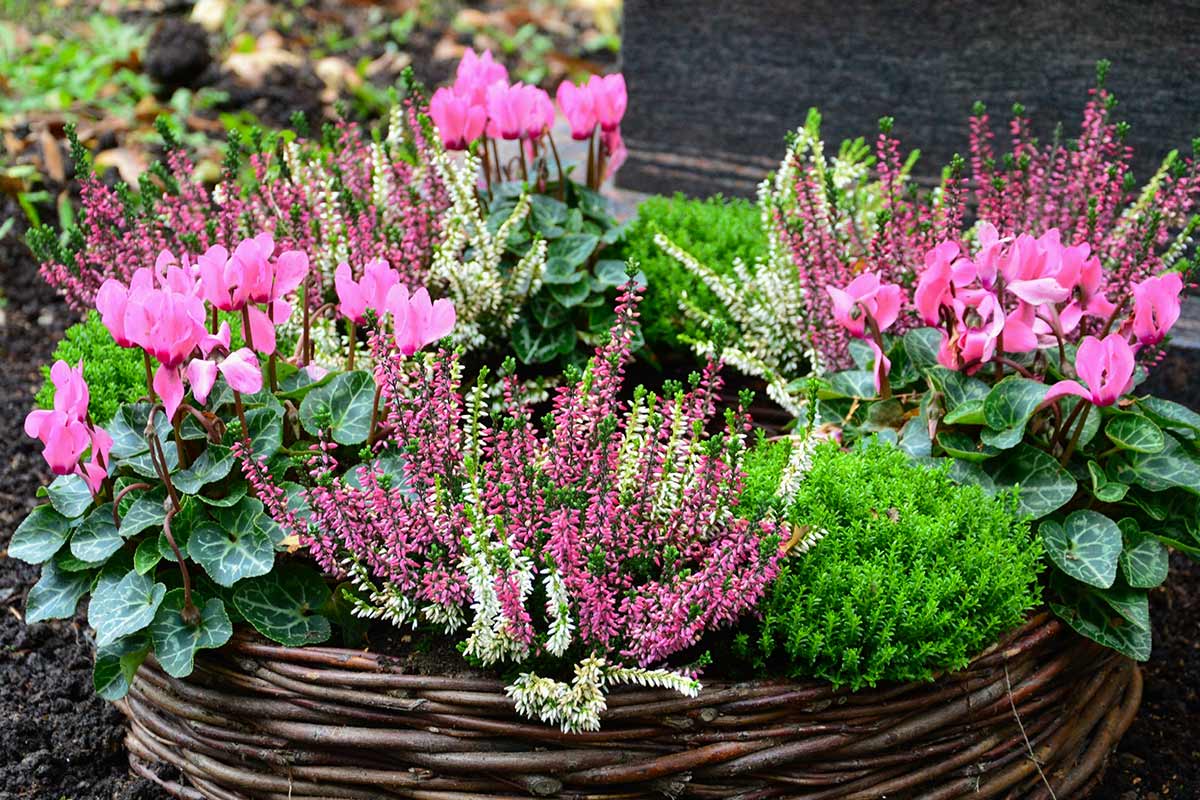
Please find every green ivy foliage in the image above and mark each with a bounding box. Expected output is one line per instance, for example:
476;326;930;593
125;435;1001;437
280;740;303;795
617;193;765;357
36;311;146;424
740;440;1042;689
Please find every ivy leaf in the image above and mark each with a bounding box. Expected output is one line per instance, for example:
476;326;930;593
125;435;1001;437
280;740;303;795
47;473;93;518
1042;510;1122;588
1105;413;1165;454
233;563;331;646
10;504;72;564
93;632;150;701
1120;528;1170;589
511;320;575;364
903;327;942;368
70;504;123;563
108;402;172;459
119;488;167;538
150;590;233;678
989;444;1076;518
1049;574;1151;661
172;445;234;494
89;569;167;647
547;232;599;269
186;497;275;587
982;376;1048;450
299;370;375;445
26;559;93;624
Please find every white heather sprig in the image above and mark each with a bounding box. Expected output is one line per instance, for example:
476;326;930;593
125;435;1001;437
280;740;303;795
428;149;546;350
507;656;701;733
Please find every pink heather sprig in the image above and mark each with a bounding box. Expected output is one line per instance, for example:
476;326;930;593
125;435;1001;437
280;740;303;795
250;282;781;672
967;66;1200;310
35;104;448;313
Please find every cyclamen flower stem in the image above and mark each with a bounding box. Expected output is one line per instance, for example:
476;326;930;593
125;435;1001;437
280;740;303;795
210;306;219;337
586;129;595;188
171;412;190;470
546;132;565;201
111;482;153;528
268;354;278;393
863;313;892;400
161;505;200;625
1052;397;1089;451
1061;403;1093;466
519;144;529;184
994;357;1037;379
231;390;250;439
1100;296;1132;338
143;352;157;403
241;307;256;352
347;321;356;371
479;137;493;192
490;137;503;182
144;417;181;513
299;276;311;368
366;383;382;447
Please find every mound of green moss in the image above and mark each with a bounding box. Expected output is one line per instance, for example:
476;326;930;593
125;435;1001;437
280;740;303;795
619;193;765;357
738;438;1043;688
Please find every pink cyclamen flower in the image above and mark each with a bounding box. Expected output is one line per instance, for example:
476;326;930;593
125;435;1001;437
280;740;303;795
525;87;555;141
454;48;508;106
937;290;1006;371
186;348;263;405
96;269;154;348
556;79;596;140
914;240;975;325
999;230;1074;306
25;410;91;476
826;272;903;339
587;74;627;132
430;86;486;150
387;285;456;355
335;259;400;325
1131;272;1184;347
1044;334;1136;408
603;128;626;180
486;82;536;141
24;360;111;492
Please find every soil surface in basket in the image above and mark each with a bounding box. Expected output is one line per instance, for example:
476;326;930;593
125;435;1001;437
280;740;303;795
0;194;1197;798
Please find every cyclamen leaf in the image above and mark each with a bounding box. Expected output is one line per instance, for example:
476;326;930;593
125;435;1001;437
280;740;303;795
233;563;331;647
542;256;582;285
26;559;93;624
187;499;275;588
943;398;986;426
108;402;172;459
47;473;93;518
299;370;375;445
1049;575;1151;661
89;569;167;647
10;504;72;564
1138;396;1200;438
982;376;1048;447
547;233;599;269
989;444;1076;519
824;370;877;400
593;259;631;288
70;504;123;563
119;488;167;537
149;590;233;678
171;445;234;494
238;406;284;459
548;278;592;308
511;320;575;365
93;632;150;701
133;537;162;575
926;367;990;410
1119;529;1169;589
1105;413;1165;454
936;431;998;463
1112;436;1200;495
903;327;942;369
1042;510;1122;588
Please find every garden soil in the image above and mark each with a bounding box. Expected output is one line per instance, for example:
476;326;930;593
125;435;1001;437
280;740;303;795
0;197;1196;798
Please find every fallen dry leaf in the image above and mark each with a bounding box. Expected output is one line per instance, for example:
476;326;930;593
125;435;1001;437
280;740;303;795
38;127;65;184
95;147;149;185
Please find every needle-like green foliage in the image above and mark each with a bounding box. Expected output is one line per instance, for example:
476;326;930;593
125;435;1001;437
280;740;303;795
739;439;1043;688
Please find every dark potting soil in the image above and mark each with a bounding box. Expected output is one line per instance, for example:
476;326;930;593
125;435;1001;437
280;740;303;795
0;194;1197;798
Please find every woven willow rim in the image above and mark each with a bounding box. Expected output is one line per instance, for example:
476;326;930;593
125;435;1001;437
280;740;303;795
118;612;1141;799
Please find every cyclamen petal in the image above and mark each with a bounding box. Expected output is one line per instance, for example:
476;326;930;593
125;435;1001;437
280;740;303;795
187;359;219;405
153;364;186;420
335;262;368;324
43;417;92;476
219;349;263;394
246;306;278;356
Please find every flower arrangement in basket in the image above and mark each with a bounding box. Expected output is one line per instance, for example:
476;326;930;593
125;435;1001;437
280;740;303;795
652;61;1200;663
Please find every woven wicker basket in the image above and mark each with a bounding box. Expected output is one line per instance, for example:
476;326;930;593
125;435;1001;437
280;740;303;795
117;612;1141;800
